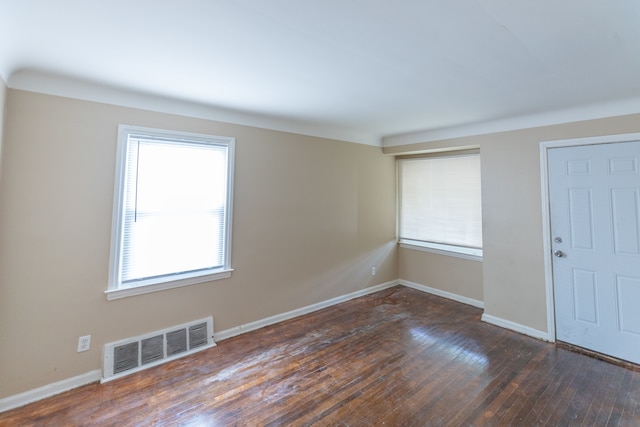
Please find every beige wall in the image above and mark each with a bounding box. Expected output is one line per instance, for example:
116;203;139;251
0;75;6;180
0;89;398;398
5;81;640;401
399;248;483;302
386;113;640;333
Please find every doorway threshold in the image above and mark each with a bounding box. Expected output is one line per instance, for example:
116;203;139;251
556;341;640;372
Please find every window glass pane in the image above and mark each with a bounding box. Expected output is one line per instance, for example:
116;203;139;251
120;135;229;284
398;154;482;249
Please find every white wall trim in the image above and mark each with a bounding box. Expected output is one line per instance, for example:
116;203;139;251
0;278;557;413
399;279;484;309
481;313;551;342
0;370;102;413
215;280;400;341
539;142;557;343
383;98;640;147
8;69;379;147
1;281;399;413
540;132;640;149
539;131;640;344
399;242;482;262
400;279;552;341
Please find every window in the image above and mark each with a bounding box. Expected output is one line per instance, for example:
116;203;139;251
397;152;482;259
107;125;235;300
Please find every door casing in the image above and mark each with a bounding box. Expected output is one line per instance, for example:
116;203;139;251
540;131;640;342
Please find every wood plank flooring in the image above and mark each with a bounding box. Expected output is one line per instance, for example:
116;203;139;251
2;285;640;426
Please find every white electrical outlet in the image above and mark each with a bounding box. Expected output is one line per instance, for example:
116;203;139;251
371;266;376;276
77;335;91;352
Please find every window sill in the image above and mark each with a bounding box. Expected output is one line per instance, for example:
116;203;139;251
105;269;233;301
399;240;482;261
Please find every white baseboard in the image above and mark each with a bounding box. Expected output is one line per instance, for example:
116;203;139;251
481;313;551;341
399;280;552;342
215;280;400;341
0;280;553;413
399;279;484;309
0;370;101;413
1;281;399;413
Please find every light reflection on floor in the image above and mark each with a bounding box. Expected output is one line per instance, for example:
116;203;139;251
180;415;222;427
409;327;489;370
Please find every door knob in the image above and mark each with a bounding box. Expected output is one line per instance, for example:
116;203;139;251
554;250;565;258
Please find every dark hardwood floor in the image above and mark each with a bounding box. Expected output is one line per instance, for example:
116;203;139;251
2;285;640;426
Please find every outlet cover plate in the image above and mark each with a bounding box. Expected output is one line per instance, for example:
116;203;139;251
78;335;91;352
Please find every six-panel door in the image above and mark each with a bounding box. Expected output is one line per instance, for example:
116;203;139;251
549;141;640;364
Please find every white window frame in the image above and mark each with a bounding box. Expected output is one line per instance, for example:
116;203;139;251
397;152;483;261
106;125;235;300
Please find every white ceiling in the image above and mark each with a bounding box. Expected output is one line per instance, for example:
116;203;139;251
2;0;640;146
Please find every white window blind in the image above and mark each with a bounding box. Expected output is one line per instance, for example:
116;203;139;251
108;126;234;298
398;154;482;252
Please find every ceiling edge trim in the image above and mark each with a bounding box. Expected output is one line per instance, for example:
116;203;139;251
382;98;640;147
7;69;381;147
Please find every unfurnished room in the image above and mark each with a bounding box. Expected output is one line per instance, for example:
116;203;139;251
1;1;640;425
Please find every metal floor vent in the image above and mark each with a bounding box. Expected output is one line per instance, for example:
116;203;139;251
103;317;215;382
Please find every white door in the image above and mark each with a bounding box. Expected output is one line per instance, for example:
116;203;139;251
549;140;640;364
